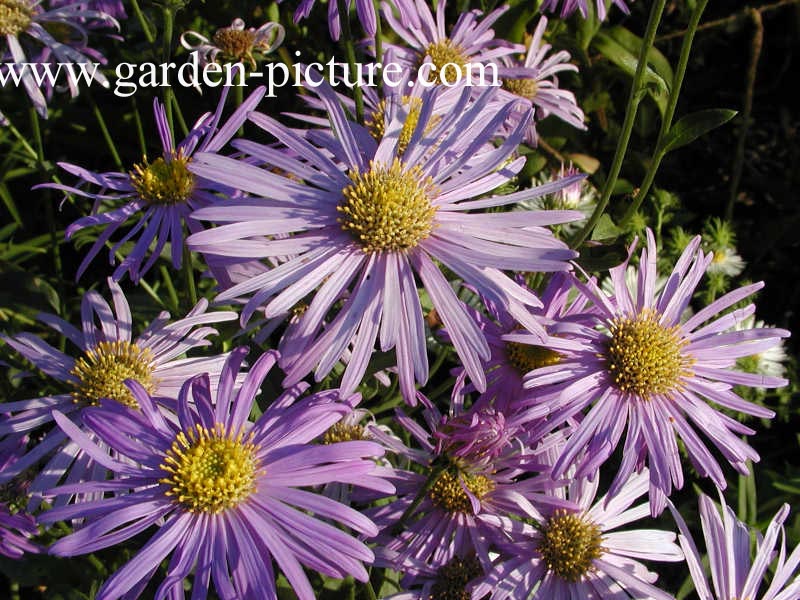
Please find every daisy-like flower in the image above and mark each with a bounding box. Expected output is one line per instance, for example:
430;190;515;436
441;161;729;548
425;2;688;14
180;18;284;69
706;246;745;277
43;86;265;282
540;0;632;21
671;493;800;600
0;435;39;558
382;0;522;86
524;229;790;514
383;554;485;600
367;394;555;579
0;278;237;506
41;348;392;600
456;272;594;414
498;17;586;145
472;469;683;599
187;83;582;402
0;0;118;117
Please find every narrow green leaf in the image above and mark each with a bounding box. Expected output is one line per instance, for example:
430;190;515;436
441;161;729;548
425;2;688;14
592;30;669;116
661;108;738;154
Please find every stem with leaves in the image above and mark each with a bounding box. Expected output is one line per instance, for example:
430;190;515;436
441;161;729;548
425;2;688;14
619;0;709;227
569;0;668;249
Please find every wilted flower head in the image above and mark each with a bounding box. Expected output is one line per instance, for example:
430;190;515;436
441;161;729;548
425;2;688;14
41;348;392;600
180;18;284;69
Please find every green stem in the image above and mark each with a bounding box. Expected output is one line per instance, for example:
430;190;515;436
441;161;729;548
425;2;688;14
619;0;709;226
336;0;365;123
29;108;65;311
88;91;123;170
569;0;668;249
130;0;155;43
131;97;148;157
159;265;181;314
4;118;38;159
171;91;189;137
162;6;176;135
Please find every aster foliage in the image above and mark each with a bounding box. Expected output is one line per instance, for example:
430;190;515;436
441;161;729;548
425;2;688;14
1;0;798;598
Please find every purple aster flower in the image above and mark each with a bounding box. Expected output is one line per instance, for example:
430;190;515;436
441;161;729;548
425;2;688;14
0;277;237;506
473;468;683;599
366;394;556;579
42;86;266;282
455;272;595;415
180;18;284;69
41;347;392;600
671;493;800;600
187;82;583;402
0;435;39;558
540;0;632;21
382;0;522;85
383;554;485;600
524;229;790;514
498;16;586;145
0;0;118;117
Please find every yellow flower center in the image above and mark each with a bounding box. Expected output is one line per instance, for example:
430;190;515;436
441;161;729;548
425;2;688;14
130;152;195;206
212;27;257;64
0;0;32;37
160;423;258;514
429;555;482;600
538;510;603;583
366;96;425;156
323;422;368;444
505;341;562;375
428;470;495;514
338;159;437;253
502;78;539;101
70;341;156;408
604;309;692;399
423;39;468;85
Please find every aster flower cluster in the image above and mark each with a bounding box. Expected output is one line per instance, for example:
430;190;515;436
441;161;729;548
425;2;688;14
1;0;798;599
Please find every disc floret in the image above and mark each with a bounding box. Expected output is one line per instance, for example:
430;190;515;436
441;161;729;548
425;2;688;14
0;0;33;37
70;341;156;407
605;308;691;399
338;159;437;253
130;152;195;206
160;423;259;514
538;509;603;582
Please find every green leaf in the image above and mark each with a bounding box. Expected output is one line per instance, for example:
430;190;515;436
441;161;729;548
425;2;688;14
592;30;669;116
603;26;674;85
591;214;622;242
661;109;738;154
